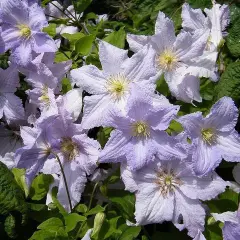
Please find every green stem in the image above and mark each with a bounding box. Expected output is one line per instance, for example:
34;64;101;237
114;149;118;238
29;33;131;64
52;152;73;212
88;182;99;211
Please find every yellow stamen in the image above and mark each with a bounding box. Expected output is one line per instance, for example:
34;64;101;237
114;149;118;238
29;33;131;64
157;49;178;71
131;121;150;138
201;128;217;145
60;137;79;160
18;24;31;38
106;74;129;100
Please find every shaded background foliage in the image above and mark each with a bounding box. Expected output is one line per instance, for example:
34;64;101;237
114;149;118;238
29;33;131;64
0;0;240;239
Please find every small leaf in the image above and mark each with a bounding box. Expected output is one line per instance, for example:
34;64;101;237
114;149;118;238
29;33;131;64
43;23;56;37
12;168;28;197
214;62;240;102
75;34;95;56
73;0;92;14
75;204;88;213
118;226;141;240
227;18;240;57
4;214;17;239
64;213;87;232
86;205;105;216
29;174;54;201
103;27;126;49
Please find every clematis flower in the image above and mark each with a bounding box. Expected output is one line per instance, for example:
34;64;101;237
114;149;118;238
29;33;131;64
0;0;57;65
45;1;79;35
70;41;158;129
121;158;226;237
182;3;230;51
0;65;25;123
16;117;57;186
99;92;187;170
179;97;240;176
212;207;240;240
127;11;209;103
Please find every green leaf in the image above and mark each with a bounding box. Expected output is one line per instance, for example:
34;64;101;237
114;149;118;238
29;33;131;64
38;217;64;230
61;32;85;49
86;205;105;216
103;27;126;49
118;226;141;240
4;214;17;239
187;0;211;9
107;189;135;220
200;78;216;101
61;78;72;94
75;34;95;56
214;62;240;102
206;189;239;213
97;127;113;148
75;204;88;213
73;0;92;14
43;24;56;37
227;18;240;57
204;222;222;240
0;162;27;217
12;168;28;197
30;228;68;240
64;213;86;232
29;174;53;201
55;51;71;63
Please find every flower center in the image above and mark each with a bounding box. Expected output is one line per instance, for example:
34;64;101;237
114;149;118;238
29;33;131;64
39;86;50;106
60;137;79;160
201;128;217;145
18;24;31;38
106;74;129;100
157;50;178;72
131;121;150;138
156;169;182;197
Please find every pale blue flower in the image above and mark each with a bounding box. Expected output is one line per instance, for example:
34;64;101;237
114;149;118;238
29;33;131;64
0;0;57;65
179;97;240;176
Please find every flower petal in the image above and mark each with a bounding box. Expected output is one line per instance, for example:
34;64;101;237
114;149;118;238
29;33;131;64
179;172;226;201
11;41;32;66
135;182;174;225
70;65;107;95
32;32;57;53
58;162;87;212
217;131;240;162
99;130;131;164
127;34;151;52
82;94;112;129
99;41;128;76
222;221;240;240
206;96;238;132
181;3;206;32
193;139;222;176
173;189;205;238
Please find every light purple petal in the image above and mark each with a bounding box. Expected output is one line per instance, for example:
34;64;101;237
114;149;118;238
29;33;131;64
193;230;206;240
1;24;20;50
99;130;131;164
223;221;240;240
153;131;187;161
173;190;205;238
0;65;19;93
178;112;203;138
99;41;128;76
70;65;107;95
3;93;25;122
125;138;157;170
179;172;226;201
135;183;174;225
217;131;240;162
206;96;238;132
193;139;222;176
82;94;112;129
181;3;207;32
11;41;32;66
58;162;87;212
28;3;48;31
122;45;158;84
175;31;208;62
127;34;151;52
72;134;100;175
32;32;57;53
